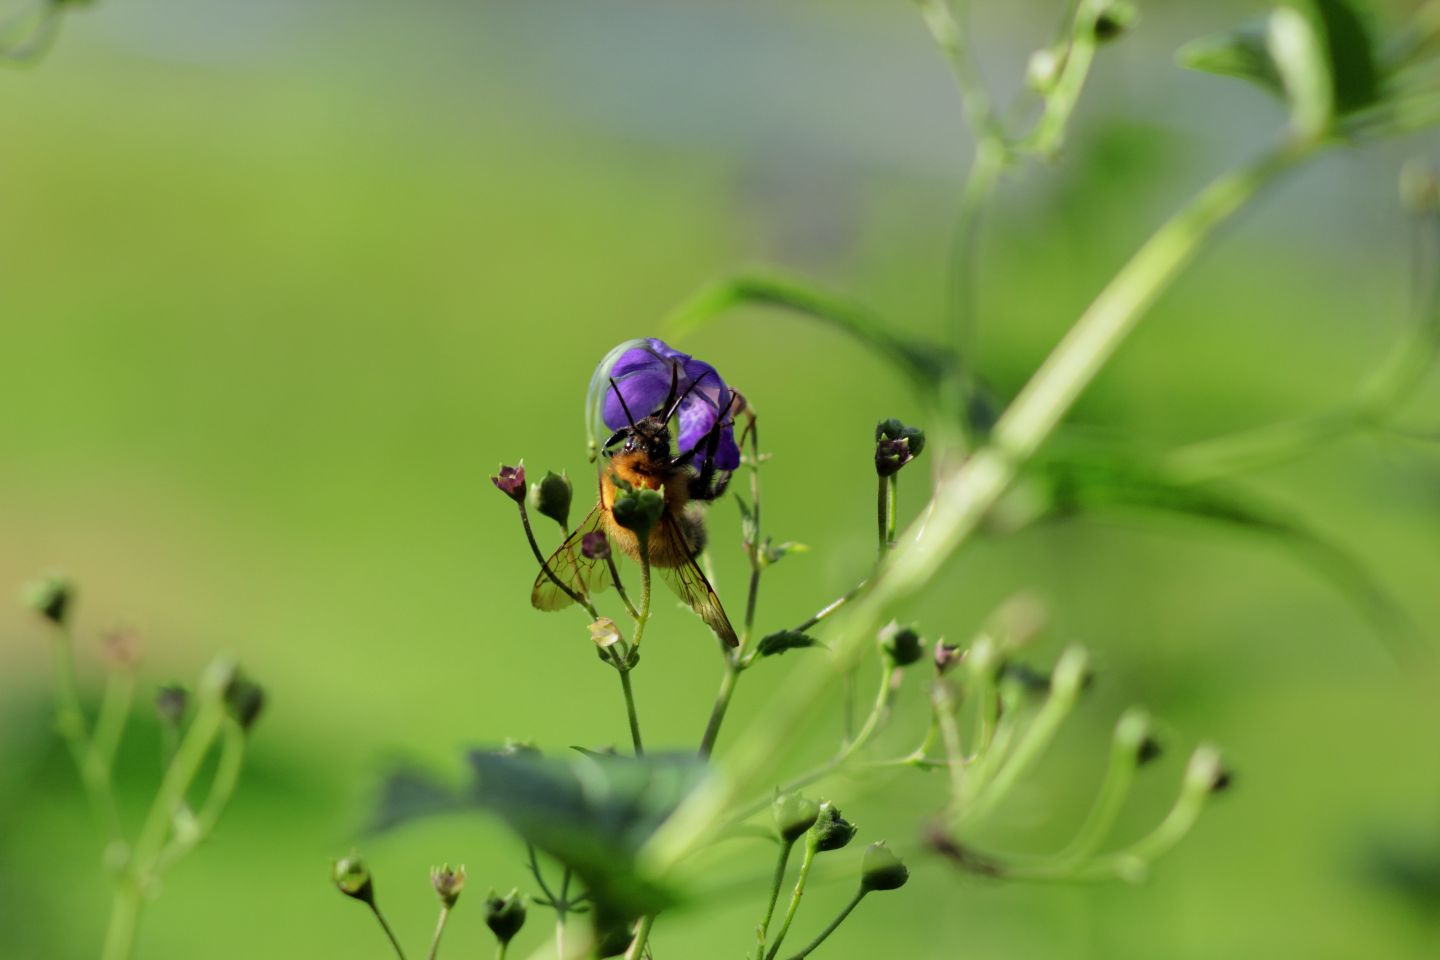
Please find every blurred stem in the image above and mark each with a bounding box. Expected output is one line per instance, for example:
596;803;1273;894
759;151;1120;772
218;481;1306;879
1017;0;1104;157
48;623;124;839
756;837;798;958
519;501;599;619
132;673;226;874
426;905;451;960
90;669;134;781
948;139;1006;368
764;839;816;960
645;133;1314;877
783;887;867;960
623;915;655;960
933;678;968;805
1055;715;1143;865
100;882;143;960
152;719;246;874
791;580;865;634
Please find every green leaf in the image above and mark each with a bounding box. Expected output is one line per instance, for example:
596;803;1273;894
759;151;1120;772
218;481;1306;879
1269;6;1334;137
1309;0;1380;113
756;630;823;657
1179;20;1283;96
762;540;810;566
735;495;758;547
664;271;954;388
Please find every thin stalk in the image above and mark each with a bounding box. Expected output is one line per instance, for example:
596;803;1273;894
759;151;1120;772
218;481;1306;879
783;887;867;960
132;676;226;873
618;668;645;757
519;502;598;619
885;475;898;548
369;901;409;960
643;134;1313;877
100;882;143;960
152;720;247;874
699;659;740;758
426;905;451;960
876;476;889;561
606;554;640;620
764;840;817;960
756;838;797;958
1055;722;1142;865
791;581;865;634
90;669;134;780
48;624;122;838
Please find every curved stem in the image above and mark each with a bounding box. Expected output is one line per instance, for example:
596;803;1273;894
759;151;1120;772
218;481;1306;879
756;838;797;958
784;888;866;960
152;720;247;874
764;840;816;960
426;905;451;960
699;659;740;758
370;902;409;960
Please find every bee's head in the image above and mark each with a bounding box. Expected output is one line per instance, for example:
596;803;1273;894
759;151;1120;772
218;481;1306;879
605;415;671;463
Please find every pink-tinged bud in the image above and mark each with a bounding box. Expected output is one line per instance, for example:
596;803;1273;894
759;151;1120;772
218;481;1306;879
491;464;526;502
581;531;611;560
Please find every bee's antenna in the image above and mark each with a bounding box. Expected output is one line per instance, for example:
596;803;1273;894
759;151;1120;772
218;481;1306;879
662;369;713;423
609;377;638;429
661;361;680;415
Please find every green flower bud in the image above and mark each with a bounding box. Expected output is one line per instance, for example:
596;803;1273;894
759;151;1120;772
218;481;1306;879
23;574;74;626
532;470;573;531
1093;1;1137;42
332;855;375;905
773;793;820;843
223;673;266;732
879;622;924;668
810;801;857;853
1026;46;1063;92
154;684;189;726
860;841;910;892
484;889;527;946
431;864;465;908
610;485;665;542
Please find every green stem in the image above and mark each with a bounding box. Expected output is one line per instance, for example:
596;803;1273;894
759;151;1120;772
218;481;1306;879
1055;710;1145;865
618;668;644;757
89;669;134;780
48;624;123;839
623;914;656;960
876;475;889;560
784;887;866;960
520;502;599;619
756;838;797;958
426;905;450;960
643;134;1313;876
1017;0;1104;158
152;719;247;874
369;902;409;960
948;138;1006;367
606;554;640;620
791;581;865;634
100;881;143;960
764;840;816;960
496;943;508;960
885;475;898;548
699;658;740;758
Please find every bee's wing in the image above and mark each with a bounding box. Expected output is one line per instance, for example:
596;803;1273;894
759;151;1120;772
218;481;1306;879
530;504;614;612
653;512;739;647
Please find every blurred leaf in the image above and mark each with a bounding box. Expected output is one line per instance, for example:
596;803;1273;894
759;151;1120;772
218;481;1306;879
373;751;705;919
756;630;823;657
1031;445;1418;662
735;494;758;548
1178;0;1381;132
665;271;953;388
762;540;809;566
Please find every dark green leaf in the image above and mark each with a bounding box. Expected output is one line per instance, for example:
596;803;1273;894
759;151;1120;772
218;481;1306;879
756;630;823;657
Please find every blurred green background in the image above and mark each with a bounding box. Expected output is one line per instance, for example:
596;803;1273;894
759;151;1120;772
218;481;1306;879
4;0;1440;957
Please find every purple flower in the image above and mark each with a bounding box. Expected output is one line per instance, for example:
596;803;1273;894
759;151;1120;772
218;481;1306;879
598;338;740;471
580;531;611;560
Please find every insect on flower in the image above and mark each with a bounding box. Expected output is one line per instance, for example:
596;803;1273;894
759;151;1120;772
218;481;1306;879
531;338;744;646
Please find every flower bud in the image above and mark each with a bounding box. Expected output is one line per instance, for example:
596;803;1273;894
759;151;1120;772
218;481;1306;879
589;617;623;650
155;684;189;726
879;622;924;668
531;470;573;531
581;531;611;560
102;628;141;670
484;889;527;946
1093;1;1137;42
332;855;375;905
859;841;909;892
223;673;266;732
933;639;964;674
23;574;74;626
432;864;465;908
610;486;665;541
773;793;820;843
810;801;857;852
1184;744;1231;795
1026;47;1062;92
874;419;926;477
491;463;526;503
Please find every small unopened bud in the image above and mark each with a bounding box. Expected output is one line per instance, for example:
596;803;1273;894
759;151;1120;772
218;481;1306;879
933;639;964;674
610;486;665;541
1093;1;1137;41
1184;744;1230;794
879;622;924;668
223;674;266;732
485;889;527;946
23;574;74;626
1026;47;1062;91
589;617;623;649
1138;736;1163;766
1050;646;1090;699
332;855;374;905
432;864;465;908
810;801;858;852
581;531;611;560
532;470;573;531
1401;160;1440;215
874;419;926;477
491;463;526;503
102;628;141;669
860;841;910;892
155;684;189;726
773;793;820;843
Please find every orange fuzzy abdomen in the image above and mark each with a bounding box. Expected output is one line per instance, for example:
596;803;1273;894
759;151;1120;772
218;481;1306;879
601;452;693;568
